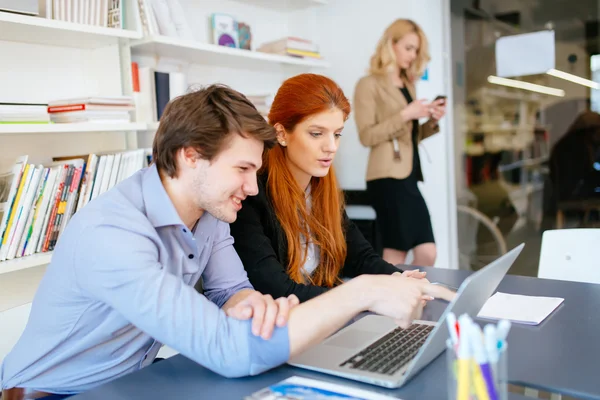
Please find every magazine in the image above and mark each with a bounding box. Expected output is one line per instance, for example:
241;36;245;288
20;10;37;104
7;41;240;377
245;376;399;400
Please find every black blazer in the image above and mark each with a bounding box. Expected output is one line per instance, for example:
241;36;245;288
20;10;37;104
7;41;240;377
229;173;402;302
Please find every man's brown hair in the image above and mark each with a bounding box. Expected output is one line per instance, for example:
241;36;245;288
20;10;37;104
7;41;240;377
152;84;276;178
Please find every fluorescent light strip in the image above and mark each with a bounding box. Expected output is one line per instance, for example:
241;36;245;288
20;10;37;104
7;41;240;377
547;68;600;89
487;75;565;97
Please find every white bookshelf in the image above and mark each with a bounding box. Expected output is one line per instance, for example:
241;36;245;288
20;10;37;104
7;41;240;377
0;253;53;275
230;0;328;11
130;36;330;70
0;122;149;135
0;11;142;48
146;122;160;131
0;265;47;313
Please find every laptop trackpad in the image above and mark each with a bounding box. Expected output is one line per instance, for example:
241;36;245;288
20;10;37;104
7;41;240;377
326;330;377;349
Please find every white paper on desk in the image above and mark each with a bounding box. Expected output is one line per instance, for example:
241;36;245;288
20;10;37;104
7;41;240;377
477;292;564;325
244;376;400;400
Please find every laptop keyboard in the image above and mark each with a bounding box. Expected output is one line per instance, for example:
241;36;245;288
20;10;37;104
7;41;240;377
339;324;434;376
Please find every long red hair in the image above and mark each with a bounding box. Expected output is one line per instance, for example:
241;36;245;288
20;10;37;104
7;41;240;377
265;73;351;287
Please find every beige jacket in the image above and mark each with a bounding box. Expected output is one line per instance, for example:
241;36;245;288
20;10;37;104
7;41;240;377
353;73;439;181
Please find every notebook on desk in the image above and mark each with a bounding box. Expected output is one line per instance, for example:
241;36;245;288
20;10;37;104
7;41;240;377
288;244;525;389
477;292;565;325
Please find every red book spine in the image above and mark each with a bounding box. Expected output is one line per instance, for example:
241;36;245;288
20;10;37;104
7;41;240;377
132;62;140;93
48;104;86;113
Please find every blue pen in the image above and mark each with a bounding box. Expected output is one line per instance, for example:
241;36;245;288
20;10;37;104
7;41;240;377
496;320;511;350
472;323;498;400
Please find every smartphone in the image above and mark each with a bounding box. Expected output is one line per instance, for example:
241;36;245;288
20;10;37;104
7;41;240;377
434;95;447;104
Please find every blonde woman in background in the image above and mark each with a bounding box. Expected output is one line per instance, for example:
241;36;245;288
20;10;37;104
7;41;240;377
354;19;446;267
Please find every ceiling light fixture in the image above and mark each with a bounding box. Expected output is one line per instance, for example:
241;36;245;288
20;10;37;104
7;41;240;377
547;68;600;89
487;75;565;97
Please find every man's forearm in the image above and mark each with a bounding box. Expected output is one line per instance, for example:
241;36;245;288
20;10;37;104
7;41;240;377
221;288;255;312
287;275;372;357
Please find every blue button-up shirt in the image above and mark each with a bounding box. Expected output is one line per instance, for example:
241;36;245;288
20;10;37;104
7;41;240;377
0;164;290;395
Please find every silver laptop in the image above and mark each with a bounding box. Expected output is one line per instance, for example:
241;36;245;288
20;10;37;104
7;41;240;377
288;243;524;388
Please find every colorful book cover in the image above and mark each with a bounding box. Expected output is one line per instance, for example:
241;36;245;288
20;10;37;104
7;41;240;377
211;13;238;48
245;376;397;400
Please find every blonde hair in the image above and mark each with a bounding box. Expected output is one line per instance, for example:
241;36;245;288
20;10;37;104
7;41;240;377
369;19;430;81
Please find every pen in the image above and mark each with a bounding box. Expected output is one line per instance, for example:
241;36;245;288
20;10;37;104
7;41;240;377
496;319;511;349
446;312;459;352
484;324;499;364
471;323;497;400
456;315;471;400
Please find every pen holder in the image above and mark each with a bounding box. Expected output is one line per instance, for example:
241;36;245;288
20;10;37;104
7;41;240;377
446;339;508;400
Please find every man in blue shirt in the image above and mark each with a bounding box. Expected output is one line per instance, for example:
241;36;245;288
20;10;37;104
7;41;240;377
0;85;453;399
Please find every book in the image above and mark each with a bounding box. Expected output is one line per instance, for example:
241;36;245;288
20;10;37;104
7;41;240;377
0;150;152;265
258;37;319;53
211;13;238;48
245;376;398;400
48;96;134;107
0;156;29;248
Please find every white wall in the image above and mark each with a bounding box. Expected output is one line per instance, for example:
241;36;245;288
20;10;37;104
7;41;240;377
317;0;458;269
450;0;468;195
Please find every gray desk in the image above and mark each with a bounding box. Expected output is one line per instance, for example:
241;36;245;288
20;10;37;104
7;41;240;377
72;267;600;400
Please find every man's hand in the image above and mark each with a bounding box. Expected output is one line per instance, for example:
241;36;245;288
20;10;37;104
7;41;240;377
364;275;456;329
225;291;300;340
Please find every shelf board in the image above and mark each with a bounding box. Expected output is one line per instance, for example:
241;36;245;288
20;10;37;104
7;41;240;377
0;122;148;135
230;0;328;11
0;252;52;275
131;36;330;70
0;11;142;48
145;122;160;131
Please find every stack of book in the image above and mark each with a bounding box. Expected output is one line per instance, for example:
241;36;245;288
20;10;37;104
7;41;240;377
257;37;321;59
47;96;134;123
0;149;151;263
0;103;50;124
39;0;124;28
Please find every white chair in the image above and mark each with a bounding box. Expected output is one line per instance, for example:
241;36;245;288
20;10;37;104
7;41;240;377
538;228;600;284
0;303;32;364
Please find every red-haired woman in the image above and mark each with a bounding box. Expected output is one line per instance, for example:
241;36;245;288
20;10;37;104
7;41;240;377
229;73;426;302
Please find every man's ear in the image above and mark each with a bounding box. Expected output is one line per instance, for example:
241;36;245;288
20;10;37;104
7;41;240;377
180;147;200;169
273;123;287;147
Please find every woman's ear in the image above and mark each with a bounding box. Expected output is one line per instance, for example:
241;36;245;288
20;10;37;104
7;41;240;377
274;123;287;147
